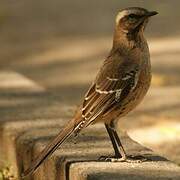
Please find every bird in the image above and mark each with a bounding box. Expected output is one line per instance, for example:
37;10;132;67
22;7;158;177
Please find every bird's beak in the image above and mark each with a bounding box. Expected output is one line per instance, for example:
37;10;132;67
146;11;158;17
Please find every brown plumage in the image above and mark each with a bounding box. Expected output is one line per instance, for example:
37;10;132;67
22;7;158;178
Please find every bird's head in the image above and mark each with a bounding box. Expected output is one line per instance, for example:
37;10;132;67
115;7;158;34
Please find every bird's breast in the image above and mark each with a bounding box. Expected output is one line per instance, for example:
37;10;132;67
117;55;151;118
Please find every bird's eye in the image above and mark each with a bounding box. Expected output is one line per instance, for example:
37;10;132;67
128;14;139;23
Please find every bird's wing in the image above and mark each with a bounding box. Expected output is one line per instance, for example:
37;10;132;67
75;62;140;131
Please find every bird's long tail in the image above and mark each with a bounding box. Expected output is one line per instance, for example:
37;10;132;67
21;118;77;178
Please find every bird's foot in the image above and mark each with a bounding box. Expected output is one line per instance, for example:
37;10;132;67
125;155;147;163
99;156;126;162
99;155;147;163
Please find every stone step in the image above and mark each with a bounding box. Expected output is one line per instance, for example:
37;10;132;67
0;71;73;178
69;161;180;180
17;125;180;180
0;71;180;179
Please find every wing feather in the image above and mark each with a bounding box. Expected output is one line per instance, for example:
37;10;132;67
78;61;140;130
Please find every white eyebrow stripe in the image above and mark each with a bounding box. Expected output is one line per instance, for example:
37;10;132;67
116;9;145;24
116;11;129;23
107;77;119;81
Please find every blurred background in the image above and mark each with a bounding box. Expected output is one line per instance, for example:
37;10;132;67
0;0;180;167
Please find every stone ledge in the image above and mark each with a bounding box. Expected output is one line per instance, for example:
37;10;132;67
0;71;180;179
0;118;67;178
69;161;180;180
17;124;180;180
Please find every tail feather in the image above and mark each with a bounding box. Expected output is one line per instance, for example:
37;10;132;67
21;118;76;178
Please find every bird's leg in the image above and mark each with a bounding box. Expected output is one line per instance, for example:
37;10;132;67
109;121;127;160
105;123;122;158
101;121;146;163
111;121;147;162
101;122;127;162
99;123;121;161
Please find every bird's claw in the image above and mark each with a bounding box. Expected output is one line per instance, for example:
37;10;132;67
98;155;147;163
98;156;126;162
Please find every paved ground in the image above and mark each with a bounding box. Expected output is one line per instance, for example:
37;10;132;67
0;1;180;177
